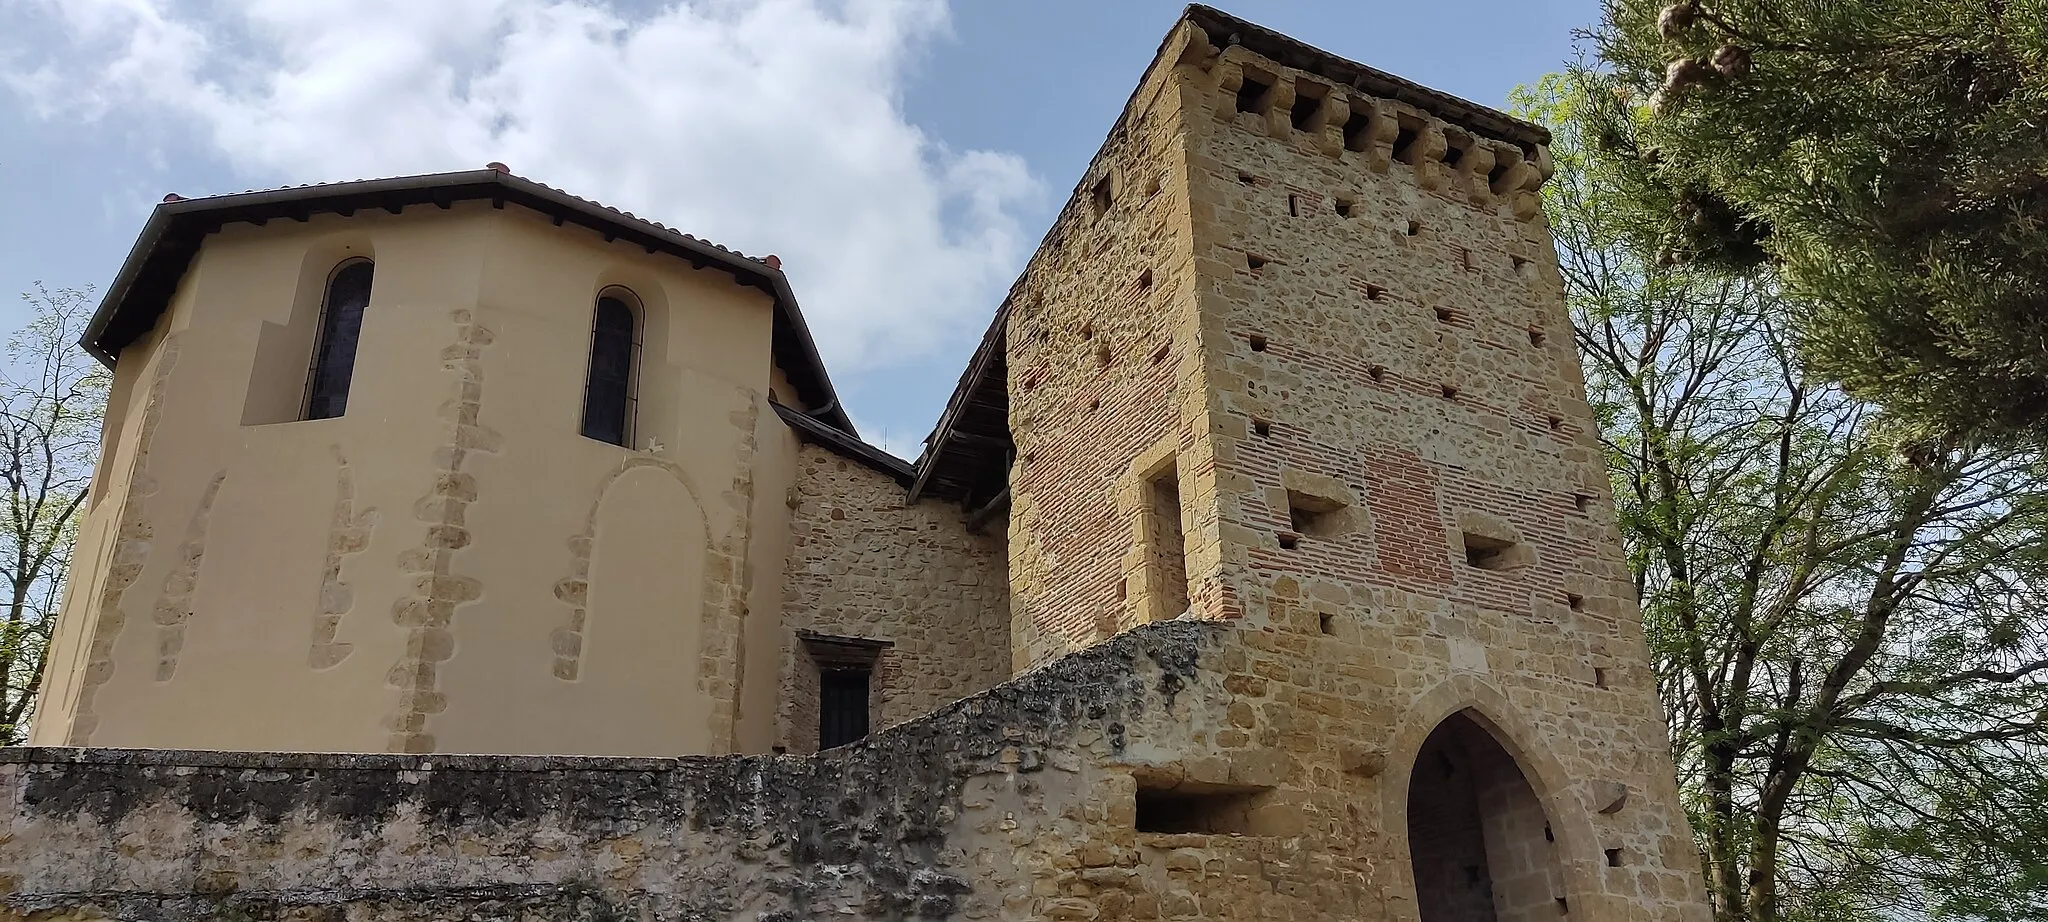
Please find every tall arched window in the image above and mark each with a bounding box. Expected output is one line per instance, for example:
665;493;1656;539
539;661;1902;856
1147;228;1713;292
304;259;374;420
580;291;640;446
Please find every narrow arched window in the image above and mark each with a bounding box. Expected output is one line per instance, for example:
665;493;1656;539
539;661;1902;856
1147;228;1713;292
304;259;374;420
580;291;640;446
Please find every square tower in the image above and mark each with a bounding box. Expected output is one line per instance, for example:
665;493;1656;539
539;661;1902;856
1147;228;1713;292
973;7;1707;919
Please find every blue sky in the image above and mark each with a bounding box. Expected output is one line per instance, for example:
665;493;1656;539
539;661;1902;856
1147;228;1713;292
0;0;1596;459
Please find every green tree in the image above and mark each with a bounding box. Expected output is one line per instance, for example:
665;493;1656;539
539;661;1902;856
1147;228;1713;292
0;285;107;744
1520;75;2048;922
1590;0;2048;444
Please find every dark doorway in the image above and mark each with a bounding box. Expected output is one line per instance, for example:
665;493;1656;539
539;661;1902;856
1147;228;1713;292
1407;710;1563;922
818;668;871;750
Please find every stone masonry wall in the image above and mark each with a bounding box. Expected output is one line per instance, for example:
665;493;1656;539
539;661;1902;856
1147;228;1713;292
4;614;1706;922
2;622;1231;922
776;444;1010;754
1167;26;1711;922
1003;32;1224;672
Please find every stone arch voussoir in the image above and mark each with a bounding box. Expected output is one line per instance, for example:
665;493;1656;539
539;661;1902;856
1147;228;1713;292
1377;673;1612;921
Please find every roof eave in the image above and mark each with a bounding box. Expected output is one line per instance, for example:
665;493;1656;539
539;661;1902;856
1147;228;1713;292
79;169;856;435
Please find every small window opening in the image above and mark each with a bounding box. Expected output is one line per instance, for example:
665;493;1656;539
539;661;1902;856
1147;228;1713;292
1287;491;1348;538
1252;418;1271;437
1441;384;1460;400
1089;398;1102;413
1557;898;1570;914
1237;171;1257;185
1567;593;1585;611
1392;123;1421;161
1574;493;1593;513
1464;533;1520;570
1150;342;1171;365
1135;784;1262;834
1406;220;1422;237
1606;848;1624;867
1235;75;1273;115
1512;254;1532;273
1435;307;1455;322
304;259;375;421
1368;364;1387;382
1137;268;1153;290
1289;90;1323;132
1081;322;1095;340
1544;824;1555;842
1277;533;1300;550
1319;612;1336;635
1287;193;1300;217
1248;334;1268;352
1548;414;1566;431
1247;253;1267;271
1091;175;1113;218
579;291;642;446
1594;667;1609;688
819;666;872;750
1341;111;1372;151
1530;328;1548;346
1335;198;1355;218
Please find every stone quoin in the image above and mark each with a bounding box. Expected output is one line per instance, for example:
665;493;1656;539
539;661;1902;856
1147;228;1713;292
5;6;1711;921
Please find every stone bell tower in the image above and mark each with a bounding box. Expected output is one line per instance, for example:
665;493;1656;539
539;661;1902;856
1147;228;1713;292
988;6;1711;920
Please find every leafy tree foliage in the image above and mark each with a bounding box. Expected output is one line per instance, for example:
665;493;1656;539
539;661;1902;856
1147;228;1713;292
1520;75;2048;922
1590;0;2048;444
0;286;107;744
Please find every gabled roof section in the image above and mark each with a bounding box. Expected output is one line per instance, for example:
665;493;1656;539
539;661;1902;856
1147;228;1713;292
905;299;1010;505
771;400;916;486
83;167;856;435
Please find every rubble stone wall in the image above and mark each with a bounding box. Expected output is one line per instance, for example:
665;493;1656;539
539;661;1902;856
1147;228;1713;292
776;444;1010;754
0;622;1228;922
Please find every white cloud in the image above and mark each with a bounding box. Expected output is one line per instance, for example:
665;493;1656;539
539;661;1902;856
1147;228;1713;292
3;0;1041;372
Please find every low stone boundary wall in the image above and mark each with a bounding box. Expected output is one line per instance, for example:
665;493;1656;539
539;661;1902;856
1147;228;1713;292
1;622;1226;922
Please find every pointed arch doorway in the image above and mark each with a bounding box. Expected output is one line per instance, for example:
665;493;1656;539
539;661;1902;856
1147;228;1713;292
1407;709;1565;922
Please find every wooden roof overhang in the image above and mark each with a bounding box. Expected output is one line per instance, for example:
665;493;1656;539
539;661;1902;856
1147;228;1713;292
772;400;916;486
82;168;856;434
906;300;1012;513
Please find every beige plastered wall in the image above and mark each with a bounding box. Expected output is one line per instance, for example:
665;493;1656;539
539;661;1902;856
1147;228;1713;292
31;203;790;757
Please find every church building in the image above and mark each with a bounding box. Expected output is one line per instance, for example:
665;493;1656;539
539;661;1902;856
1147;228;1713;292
6;7;1713;922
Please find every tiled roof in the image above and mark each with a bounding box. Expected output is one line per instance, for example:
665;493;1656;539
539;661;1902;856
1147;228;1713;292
87;165;851;435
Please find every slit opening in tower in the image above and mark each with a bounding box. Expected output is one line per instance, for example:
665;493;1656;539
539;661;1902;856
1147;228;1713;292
1342;110;1373;151
1134;778;1270;834
1392;119;1423;162
1408;709;1566;922
1289;87;1324;132
1443;134;1470;170
1464;533;1525;570
1145;458;1191;622
1236;74;1273;114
